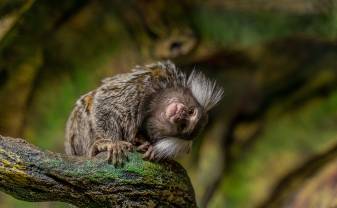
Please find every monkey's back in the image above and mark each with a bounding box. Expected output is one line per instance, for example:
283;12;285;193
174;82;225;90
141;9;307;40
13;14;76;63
65;91;97;156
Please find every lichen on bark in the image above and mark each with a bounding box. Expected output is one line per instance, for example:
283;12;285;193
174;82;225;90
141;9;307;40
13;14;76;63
0;135;197;208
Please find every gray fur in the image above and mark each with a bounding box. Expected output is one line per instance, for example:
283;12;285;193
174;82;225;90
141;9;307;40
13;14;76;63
65;61;223;159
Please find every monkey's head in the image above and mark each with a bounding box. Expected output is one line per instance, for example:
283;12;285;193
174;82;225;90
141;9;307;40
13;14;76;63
144;70;224;160
146;88;206;140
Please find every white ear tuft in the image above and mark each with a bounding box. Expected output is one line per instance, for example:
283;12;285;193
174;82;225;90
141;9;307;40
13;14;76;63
188;70;224;111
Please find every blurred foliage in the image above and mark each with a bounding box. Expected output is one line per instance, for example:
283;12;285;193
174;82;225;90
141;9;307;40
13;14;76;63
1;0;337;207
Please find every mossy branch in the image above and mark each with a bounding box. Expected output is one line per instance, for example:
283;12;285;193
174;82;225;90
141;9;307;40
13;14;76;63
0;135;196;208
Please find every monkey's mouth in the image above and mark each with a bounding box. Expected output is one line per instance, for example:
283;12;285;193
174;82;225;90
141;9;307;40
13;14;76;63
165;102;186;123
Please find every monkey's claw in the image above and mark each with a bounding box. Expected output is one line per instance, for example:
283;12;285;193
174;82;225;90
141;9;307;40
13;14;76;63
136;141;151;152
137;142;157;161
143;145;156;161
89;139;133;166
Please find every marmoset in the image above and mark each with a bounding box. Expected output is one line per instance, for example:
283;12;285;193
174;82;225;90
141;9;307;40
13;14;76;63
65;61;223;165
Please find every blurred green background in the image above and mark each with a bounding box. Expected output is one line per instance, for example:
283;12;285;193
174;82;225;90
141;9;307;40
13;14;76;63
1;0;337;207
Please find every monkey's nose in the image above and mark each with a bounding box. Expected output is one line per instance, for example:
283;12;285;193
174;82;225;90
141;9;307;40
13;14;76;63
176;111;189;123
180;110;188;118
175;104;188;119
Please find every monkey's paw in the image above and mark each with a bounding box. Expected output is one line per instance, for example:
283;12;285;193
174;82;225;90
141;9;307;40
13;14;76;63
137;142;157;161
89;139;133;166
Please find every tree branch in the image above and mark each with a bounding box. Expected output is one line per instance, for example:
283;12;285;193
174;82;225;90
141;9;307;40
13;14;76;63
0;135;196;208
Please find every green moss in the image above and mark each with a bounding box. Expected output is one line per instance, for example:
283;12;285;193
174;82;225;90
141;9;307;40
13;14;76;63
40;152;189;190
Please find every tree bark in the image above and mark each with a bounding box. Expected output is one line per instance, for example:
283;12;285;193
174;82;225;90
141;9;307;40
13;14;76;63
0;135;196;208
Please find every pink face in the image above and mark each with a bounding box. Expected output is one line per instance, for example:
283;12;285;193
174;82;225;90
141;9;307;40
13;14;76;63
164;99;198;127
145;90;206;140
